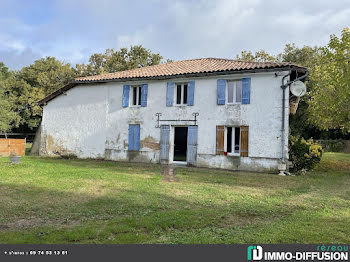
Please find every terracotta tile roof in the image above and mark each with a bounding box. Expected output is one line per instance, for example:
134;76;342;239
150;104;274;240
75;58;304;83
39;58;306;105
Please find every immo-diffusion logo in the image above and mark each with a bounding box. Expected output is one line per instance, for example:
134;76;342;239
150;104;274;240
247;245;349;261
247;245;263;261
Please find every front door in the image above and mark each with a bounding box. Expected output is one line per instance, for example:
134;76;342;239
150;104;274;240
173;127;188;162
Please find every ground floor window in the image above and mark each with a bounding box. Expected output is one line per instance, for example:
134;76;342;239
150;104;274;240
216;125;248;157
226;127;240;154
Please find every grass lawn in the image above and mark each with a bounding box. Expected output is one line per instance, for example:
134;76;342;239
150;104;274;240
0;152;349;244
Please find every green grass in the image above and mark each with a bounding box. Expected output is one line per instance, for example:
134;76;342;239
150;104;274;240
0;152;349;244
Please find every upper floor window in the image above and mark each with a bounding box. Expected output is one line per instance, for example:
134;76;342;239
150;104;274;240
176;83;188;105
122;84;148;108
217;78;250;105
166;81;194;107
132;86;142;106
227;80;242;104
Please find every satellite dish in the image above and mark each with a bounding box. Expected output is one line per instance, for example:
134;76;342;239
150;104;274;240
290;80;306;97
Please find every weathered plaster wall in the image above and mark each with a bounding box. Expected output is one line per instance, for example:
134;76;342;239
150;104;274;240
41;85;108;158
40;71;290;172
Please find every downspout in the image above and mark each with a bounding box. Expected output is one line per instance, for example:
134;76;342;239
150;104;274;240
280;69;309;163
280;70;291;163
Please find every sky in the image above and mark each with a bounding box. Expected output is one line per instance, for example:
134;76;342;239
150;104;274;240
1;0;349;70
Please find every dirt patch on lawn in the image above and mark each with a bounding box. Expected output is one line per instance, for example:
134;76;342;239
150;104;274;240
0;224;10;230
0;218;52;230
13;218;47;228
219;214;264;227
0;217;82;231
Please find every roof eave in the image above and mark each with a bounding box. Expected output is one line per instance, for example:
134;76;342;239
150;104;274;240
38;83;76;106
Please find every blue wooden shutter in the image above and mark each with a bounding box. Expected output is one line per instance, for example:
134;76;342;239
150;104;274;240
141;84;148;107
128;124;134;150
242;78;251;104
217;79;226;105
187;125;198;165
122;85;130;107
134;125;140;151
166;82;174;106
187;81;195;106
160;125;170;163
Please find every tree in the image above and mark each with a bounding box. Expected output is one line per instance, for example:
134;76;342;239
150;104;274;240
0;63;19;135
236;50;276;62
0;90;19;135
308;28;350;132
279;44;322;138
0;62;11;81
277;43;321;68
76;45;163;76
6;57;77;131
5;78;44;130
17;57;77;94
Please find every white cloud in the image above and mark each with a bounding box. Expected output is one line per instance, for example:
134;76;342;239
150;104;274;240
106;0;349;61
0;34;26;51
116;26;154;49
0;0;349;69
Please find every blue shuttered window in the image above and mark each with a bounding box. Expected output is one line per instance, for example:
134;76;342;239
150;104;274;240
242;78;251;104
166;82;174;106
217;79;226;105
187;81;195;106
122;85;130;107
187;125;198;165
128;124;140;151
167;81;195;106
141;84;148;107
217;78;250;105
160;125;170;162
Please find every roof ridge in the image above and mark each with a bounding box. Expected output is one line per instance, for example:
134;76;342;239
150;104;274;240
203;57;294;65
189;57;288;64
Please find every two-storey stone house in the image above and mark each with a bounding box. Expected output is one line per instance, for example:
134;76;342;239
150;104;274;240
36;58;307;172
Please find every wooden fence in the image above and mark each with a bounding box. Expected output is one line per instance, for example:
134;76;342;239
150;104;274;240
0;133;35;142
0;139;26;156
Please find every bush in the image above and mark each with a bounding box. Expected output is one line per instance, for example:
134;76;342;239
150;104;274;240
289;136;323;173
